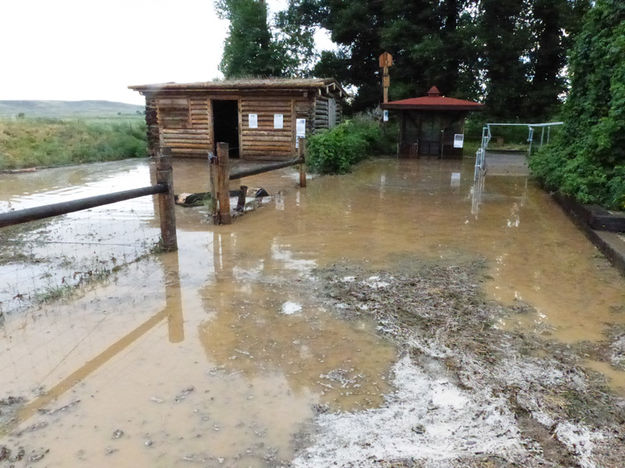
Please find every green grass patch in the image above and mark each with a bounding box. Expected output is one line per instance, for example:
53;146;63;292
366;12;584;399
0;117;147;170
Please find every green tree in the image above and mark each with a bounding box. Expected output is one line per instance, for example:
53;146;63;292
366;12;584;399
216;0;283;77
525;0;591;119
279;0;587;119
479;0;532;119
274;0;317;76
295;0;480;111
382;0;481;100
530;0;625;209
314;0;387;112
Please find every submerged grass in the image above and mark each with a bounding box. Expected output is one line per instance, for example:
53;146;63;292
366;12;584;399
0;117;147;170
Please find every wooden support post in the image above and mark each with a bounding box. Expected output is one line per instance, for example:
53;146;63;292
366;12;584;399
216;142;232;224
236;185;248;212
208;151;218;223
379;52;393;104
156;147;178;251
298;137;307;188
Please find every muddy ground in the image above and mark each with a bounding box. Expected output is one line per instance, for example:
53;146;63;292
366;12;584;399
2;255;625;467
292;257;625;467
2;157;625;467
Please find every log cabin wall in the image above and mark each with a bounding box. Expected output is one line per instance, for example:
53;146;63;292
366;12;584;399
155;94;211;158
240;95;294;159
132;79;346;161
313;96;342;131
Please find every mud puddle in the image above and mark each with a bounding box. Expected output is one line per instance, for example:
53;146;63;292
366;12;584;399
1;157;625;466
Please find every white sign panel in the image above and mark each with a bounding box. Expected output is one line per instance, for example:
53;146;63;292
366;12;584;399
296;118;306;148
274;114;284;129
248;114;258;128
453;134;464;148
383;110;389;122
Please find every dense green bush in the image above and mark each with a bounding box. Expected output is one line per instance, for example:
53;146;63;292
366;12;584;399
306;117;395;174
0;118;147;170
529;0;625;210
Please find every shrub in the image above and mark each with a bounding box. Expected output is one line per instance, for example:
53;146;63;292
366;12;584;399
529;0;625;210
306;116;394;174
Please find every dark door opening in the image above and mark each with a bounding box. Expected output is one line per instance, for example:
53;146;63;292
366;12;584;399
212;100;239;158
419;118;441;156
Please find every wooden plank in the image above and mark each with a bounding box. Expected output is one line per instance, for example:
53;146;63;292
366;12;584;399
241;140;292;147
162;138;210;143
241;105;291;111
243;128;292;138
164;144;210;149
163;139;209;144
241;104;291;109
162;128;208;134
241;146;292;151
158;98;189;109
240;137;293;143
163;133;210;138
241;146;292;152
170;149;209;154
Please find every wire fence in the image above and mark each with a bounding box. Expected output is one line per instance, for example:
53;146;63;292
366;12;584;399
0;159;163;317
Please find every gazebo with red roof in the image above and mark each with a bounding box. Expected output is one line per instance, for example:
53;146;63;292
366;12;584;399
382;86;483;158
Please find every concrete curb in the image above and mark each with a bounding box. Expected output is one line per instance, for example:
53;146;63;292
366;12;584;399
553;193;625;277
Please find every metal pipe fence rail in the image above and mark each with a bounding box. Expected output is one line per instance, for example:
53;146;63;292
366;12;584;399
0;150;178;251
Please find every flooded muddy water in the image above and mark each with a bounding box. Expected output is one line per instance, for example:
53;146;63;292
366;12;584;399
1;156;624;466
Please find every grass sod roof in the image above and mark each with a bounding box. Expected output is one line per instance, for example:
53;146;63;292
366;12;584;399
129;78;347;97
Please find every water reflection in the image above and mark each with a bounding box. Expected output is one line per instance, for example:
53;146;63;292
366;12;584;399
469;169;528;222
3;251;184;434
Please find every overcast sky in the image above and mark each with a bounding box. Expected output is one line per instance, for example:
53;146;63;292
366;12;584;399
0;0;328;105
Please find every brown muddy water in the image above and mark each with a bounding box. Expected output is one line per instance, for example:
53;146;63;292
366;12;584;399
1;156;624;466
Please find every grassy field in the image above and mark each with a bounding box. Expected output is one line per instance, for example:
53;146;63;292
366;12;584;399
0;117;147;170
0;100;143;118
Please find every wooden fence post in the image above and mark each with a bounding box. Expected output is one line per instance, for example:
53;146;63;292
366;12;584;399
298;137;307;188
216;142;232;224
236;185;248;212
208;151;218;223
156;147;178;251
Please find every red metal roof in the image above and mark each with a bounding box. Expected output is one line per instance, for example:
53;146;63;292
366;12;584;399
383;86;483;111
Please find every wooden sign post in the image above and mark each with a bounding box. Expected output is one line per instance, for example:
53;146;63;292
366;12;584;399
379;52;393;103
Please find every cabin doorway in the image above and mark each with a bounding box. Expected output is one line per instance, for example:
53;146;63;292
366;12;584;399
212;100;239;158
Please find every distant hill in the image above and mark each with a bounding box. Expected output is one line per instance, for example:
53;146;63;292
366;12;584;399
0;100;144;118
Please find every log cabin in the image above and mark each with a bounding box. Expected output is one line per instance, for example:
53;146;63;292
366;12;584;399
129;78;346;160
